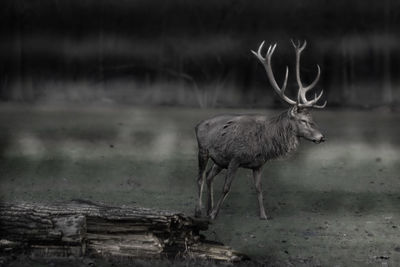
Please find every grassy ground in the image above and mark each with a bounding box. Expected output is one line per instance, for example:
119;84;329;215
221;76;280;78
1;104;400;266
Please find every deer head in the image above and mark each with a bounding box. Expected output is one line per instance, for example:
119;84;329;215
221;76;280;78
251;40;326;143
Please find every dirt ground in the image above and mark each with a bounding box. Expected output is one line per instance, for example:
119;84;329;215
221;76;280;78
1;104;400;266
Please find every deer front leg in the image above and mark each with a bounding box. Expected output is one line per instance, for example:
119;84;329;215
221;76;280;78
195;150;208;218
209;160;239;220
206;164;222;215
252;167;267;220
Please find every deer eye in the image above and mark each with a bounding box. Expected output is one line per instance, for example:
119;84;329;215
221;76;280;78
300;119;307;124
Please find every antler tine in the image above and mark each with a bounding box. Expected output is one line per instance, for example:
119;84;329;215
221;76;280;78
291;39;307;51
266;44;272;55
281;66;289;95
298;88;326;108
304;64;320;90
267;43;277;57
305;90;324;105
251;41;296;106
251;41;265;62
298;65;321;105
257;41;265;56
312;100;327;109
292;39;305;103
290;39;296;50
300;40;307;51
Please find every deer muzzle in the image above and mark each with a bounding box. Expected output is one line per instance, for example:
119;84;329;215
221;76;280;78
313;134;326;144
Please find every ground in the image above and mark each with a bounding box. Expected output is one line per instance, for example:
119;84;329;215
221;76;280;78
1;104;400;266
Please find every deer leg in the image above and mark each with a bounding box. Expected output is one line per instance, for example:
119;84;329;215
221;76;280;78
209;160;239;220
206;164;222;215
195;150;208;217
252;167;267;220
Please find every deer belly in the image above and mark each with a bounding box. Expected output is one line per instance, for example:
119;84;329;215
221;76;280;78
209;149;266;169
241;155;267;169
209;155;230;168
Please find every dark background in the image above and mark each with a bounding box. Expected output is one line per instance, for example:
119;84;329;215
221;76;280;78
1;0;399;108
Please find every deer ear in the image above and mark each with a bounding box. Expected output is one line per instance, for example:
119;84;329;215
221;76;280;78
288;106;298;117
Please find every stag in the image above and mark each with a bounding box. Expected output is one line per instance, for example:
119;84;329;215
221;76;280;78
194;40;327;220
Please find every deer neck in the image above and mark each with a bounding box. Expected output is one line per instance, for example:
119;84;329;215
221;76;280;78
262;111;299;159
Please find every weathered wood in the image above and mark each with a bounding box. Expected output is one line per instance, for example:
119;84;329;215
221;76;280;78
0;201;247;262
188;241;247;262
87;233;163;258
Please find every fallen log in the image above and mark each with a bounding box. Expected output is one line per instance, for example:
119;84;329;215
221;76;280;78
0;200;247;262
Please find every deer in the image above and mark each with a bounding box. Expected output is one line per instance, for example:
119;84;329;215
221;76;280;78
194;40;327;220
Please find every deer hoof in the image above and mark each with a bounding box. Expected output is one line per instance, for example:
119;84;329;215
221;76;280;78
206;208;212;216
209;210;217;220
260;213;268;220
194;207;202;218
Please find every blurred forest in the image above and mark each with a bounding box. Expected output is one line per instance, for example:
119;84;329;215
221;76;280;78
0;0;399;108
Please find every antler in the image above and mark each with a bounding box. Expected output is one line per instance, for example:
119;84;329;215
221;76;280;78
251;41;296;106
291;40;326;109
251;40;326;109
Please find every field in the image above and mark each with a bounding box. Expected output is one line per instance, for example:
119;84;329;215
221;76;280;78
1;104;400;266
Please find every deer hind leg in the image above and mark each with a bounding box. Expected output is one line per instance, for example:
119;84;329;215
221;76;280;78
209;160;239;220
195;149;208;218
206;164;223;216
252;167;267;220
